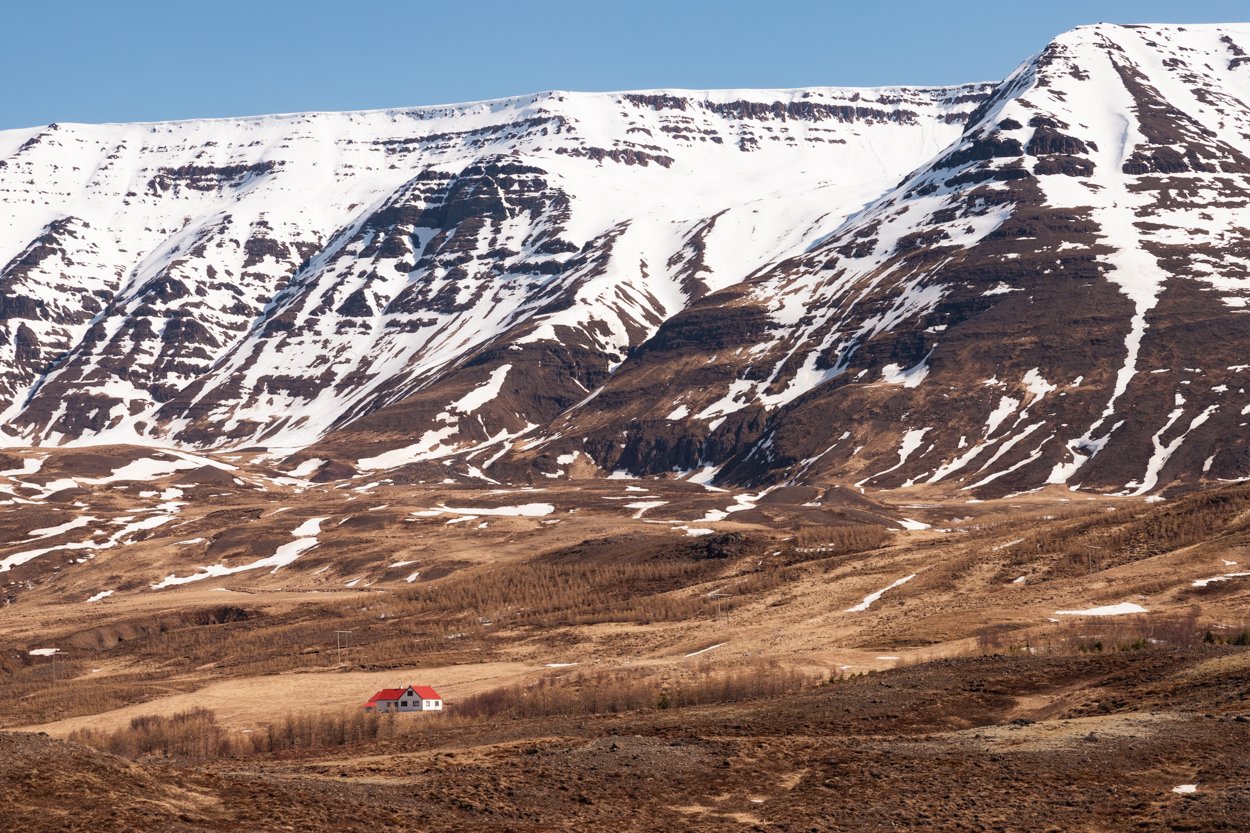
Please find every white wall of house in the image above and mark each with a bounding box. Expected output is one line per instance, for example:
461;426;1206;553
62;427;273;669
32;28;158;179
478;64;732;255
392;689;444;712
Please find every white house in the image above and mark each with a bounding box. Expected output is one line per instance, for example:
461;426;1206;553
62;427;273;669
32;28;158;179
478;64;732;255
362;684;443;713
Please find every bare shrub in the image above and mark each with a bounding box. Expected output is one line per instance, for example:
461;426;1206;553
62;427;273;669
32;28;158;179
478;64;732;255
456;659;814;720
67;662;815;762
393;560;726;627
986;608;1240;656
792;525;890;558
70;708;240;759
996;484;1250;582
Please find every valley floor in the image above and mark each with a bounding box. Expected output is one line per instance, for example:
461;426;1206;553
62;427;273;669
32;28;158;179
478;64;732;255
3;649;1249;832
0;447;1247;830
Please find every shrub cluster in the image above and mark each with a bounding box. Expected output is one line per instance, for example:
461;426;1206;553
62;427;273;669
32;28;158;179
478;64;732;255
67;660;816;761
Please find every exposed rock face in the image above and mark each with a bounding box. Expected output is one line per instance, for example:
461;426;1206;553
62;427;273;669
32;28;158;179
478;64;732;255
514;23;1250;497
0;86;988;455
5;24;1250;496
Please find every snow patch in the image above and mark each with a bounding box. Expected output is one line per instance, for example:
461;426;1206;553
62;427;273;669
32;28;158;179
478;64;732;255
1054;602;1148;617
450;364;512;414
286;458;324;478
416;503;555;518
684;642;727;657
846;574;916;612
151;517;326;588
1192;571;1250;588
879;359;929;388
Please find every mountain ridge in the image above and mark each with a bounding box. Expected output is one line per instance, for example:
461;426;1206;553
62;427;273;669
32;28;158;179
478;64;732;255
0;82;990;454
495;21;1250;497
5;23;1250;496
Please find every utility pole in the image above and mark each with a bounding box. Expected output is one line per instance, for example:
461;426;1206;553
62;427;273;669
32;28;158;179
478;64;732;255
334;630;353;666
1083;543;1102;575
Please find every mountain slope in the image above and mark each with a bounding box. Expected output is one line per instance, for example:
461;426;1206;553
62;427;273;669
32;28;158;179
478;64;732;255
7;24;1250;497
0;86;987;462
505;23;1250;497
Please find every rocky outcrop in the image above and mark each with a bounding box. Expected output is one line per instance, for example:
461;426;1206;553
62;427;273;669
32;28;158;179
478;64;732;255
513;24;1250;497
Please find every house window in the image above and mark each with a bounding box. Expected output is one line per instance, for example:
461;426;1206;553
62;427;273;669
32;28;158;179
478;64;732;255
401;700;408;706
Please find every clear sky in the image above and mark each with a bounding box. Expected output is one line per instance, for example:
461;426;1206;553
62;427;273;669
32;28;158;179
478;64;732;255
2;0;1247;129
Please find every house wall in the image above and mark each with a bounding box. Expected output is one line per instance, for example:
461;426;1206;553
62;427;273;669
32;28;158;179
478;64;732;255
395;698;442;712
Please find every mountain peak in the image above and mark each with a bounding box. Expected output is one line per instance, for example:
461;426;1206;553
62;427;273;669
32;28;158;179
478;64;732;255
5;27;1250;497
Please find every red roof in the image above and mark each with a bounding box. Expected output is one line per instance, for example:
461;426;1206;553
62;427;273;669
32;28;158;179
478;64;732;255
365;685;442;704
366;688;405;703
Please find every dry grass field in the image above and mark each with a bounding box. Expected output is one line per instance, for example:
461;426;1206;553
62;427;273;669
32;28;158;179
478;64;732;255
0;446;1247;830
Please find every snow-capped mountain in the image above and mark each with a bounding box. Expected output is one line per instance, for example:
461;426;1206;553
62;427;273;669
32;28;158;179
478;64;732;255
0;86;986;454
5;23;1250;496
508;22;1250;496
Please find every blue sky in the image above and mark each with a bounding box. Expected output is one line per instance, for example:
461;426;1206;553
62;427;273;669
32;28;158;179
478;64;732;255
2;0;1247;129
